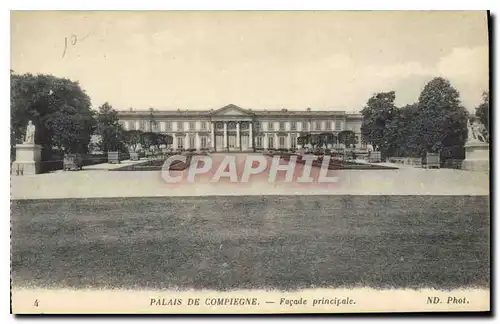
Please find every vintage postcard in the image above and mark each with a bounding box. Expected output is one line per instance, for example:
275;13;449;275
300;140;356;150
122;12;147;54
10;11;490;314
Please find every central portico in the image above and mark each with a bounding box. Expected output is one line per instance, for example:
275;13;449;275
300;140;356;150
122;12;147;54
210;104;254;152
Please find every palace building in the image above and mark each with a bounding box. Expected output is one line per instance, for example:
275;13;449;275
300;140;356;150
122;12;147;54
117;104;363;151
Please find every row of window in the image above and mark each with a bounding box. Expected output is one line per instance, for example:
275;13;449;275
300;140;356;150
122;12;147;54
254;135;297;149
175;135;210;149
123;121;209;132
255;120;342;131
122;120;344;132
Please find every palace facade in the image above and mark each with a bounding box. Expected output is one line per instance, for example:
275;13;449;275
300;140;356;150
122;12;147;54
117;104;363;151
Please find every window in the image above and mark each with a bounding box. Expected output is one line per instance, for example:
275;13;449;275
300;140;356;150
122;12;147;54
256;136;263;148
302;121;308;131
189;122;195;130
166;122;172;131
325;121;331;130
177;137;184;149
200;121;207;130
279;136;285;148
290;121;296;130
268;136;274;148
315;121;321;131
189;135;195;149
254;122;261;130
291;135;297;148
279;122;285;131
201;136;208;148
151;122;159;132
268;122;274;130
141;120;148;131
177;122;184;131
335;120;342;131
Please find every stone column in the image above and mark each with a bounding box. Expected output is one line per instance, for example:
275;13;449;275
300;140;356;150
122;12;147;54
249;122;253;148
264;133;268;150
287;133;291;149
236;122;241;149
184;135;189;149
173;135;178;150
275;133;279;149
211;122;215;150
223;122;228;150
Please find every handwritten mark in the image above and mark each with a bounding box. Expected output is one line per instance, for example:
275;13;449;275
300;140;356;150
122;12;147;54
62;32;92;59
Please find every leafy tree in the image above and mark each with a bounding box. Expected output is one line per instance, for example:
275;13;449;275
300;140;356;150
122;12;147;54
360;91;398;155
297;135;308;147
297;133;336;149
44;104;96;154
140;132;173;152
11;72;96;156
319;132;336;147
95;102;125;152
338;130;356;147
124;130;144;152
475;91;489;132
157;133;173;147
383;104;419;157
413;77;468;155
140;132;157;152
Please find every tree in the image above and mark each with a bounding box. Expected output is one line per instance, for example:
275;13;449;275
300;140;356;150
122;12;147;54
44;104;96;154
413;77;468;155
297;135;308;147
475;91;489;132
124;130;144;152
338;130;356;147
140;132;173;152
383;103;419;157
157;133;173;147
360;91;398;155
140;132;158;152
95;102;125;152
11;72;96;156
319;132;336;148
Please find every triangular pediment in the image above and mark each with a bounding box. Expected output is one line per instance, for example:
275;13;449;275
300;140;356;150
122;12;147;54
211;104;253;116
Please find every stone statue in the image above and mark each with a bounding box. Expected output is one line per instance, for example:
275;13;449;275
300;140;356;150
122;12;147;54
24;120;36;144
467;119;488;143
466;119;475;142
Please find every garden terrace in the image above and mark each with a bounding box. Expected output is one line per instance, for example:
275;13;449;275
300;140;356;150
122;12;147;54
265;152;398;170
111;152;206;171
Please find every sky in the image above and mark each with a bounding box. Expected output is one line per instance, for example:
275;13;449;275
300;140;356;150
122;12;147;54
11;11;489;113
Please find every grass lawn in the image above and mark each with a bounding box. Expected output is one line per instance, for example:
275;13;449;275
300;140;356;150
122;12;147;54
11;195;489;291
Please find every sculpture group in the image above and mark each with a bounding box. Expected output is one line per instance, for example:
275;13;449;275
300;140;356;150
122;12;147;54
467;118;488;143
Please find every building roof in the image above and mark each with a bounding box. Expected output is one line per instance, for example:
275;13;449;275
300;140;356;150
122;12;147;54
117;104;361;119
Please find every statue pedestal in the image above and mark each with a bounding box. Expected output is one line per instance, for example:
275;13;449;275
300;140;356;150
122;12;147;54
11;143;42;175
462;141;489;172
